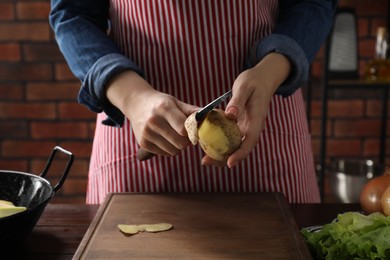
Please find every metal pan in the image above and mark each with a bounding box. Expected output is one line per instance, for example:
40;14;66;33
0;146;74;244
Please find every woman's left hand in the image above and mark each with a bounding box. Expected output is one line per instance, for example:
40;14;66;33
201;52;292;168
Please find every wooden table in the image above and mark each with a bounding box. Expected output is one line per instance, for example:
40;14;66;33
5;203;361;259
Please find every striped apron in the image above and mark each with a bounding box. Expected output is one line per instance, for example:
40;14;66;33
86;0;321;204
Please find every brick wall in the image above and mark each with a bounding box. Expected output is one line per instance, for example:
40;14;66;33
310;0;389;165
0;0;93;204
0;0;389;204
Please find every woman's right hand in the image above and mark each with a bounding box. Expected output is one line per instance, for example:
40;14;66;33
105;70;199;157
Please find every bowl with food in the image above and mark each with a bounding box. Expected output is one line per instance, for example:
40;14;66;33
0;146;73;244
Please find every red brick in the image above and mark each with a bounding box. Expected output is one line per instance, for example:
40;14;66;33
0;63;53;81
359;61;369;78
311;138;365;160
330;100;365;118
58;141;93;158
357;18;369;38
50;196;86;204
359;39;375;59
338;0;354;6
370;18;388;37
363;139;380;157
0;22;50;41
23;43;64;62
31;122;89;139
0;103;56;119
88;122;97;138
310;100;365;118
311;138;320;158
386;159;390;167
59;102;96;120
55;63;77;81
2;140;57;158
0;83;24;100
309;101;321;118
16;2;50;20
26;82;80;101
59;178;88;195
0;43;21;61
0;121;28;138
310;60;323;78
0;160;28;172
326;139;362;157
0;3;14;20
309;119;333;137
366;99;382;117
347;0;388;16
387;139;390;159
387;120;390;136
333;119;381;137
31;158;89;178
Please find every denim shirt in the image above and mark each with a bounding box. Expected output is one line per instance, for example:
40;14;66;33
49;0;337;127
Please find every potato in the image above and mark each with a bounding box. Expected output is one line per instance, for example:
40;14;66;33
185;109;241;161
0;200;27;218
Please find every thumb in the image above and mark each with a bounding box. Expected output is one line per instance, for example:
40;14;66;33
176;100;200;116
225;89;251;121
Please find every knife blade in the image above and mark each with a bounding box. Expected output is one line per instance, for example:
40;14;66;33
137;90;233;161
195;90;232;122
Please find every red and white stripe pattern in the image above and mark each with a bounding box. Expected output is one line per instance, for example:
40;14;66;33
86;0;320;204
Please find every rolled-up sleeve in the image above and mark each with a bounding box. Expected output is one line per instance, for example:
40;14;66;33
49;0;143;126
247;0;337;97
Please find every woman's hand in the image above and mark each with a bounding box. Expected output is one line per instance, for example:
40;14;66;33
106;70;198;157
202;52;292;168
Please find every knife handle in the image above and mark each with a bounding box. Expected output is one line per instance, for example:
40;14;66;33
137;148;155;161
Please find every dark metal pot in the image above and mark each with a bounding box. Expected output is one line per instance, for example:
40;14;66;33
0;146;73;244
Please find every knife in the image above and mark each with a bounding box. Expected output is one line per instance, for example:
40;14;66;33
195;90;232;122
137;90;233;161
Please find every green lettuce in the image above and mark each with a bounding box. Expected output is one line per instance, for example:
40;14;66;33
301;212;390;260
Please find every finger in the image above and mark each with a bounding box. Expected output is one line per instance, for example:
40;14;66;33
225;81;253;121
143;103;191;151
201;155;228;167
170;100;199;136
137;149;155;161
176;100;200;116
138;142;171;157
226;132;258;168
139;126;182;156
150;118;191;150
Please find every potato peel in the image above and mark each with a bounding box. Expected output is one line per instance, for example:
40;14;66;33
118;223;173;235
118;224;140;235
184;112;199;145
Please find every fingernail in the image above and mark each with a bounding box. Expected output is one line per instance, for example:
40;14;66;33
228;160;238;168
226;106;238;117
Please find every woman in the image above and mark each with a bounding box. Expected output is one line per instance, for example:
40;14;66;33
50;0;337;204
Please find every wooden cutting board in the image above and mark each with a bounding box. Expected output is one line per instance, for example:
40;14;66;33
74;193;311;259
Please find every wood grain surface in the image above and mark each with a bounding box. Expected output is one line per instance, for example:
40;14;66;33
74;193;311;259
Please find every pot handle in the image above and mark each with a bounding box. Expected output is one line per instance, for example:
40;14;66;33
40;146;74;192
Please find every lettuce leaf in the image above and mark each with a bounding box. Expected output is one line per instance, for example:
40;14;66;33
301;212;390;260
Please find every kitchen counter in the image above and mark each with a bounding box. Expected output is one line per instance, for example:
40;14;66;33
6;202;361;259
